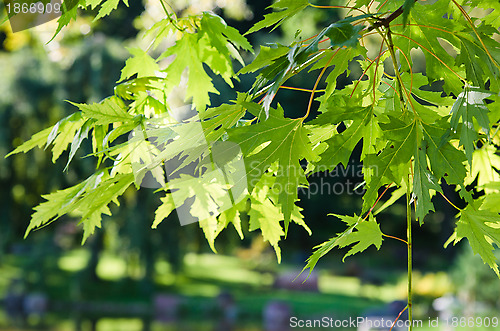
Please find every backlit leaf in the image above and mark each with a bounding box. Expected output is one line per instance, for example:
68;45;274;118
302;214;382;274
245;0;309;35
413;142;442;223
449;205;500;276
118;48;160;82
450;85;491;162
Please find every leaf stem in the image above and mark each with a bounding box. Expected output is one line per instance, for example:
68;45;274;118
303;52;337;120
159;0;186;32
309;3;368;15
382;233;408;245
389;305;409;331
371;40;386;102
385;28;406;112
367;0;418;32
395;45;413;92
406;178;413;331
280;86;325;93
439;192;462;211
363;183;393;221
391;33;466;83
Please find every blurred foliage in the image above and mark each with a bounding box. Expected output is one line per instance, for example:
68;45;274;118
451;245;500;309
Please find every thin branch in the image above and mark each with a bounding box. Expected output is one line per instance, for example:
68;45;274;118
309;3;368;15
392;32;466;83
303;51;338;120
383;233;408;245
381;79;401;98
367;0;418;32
281;86;325;93
384;28;407;112
350;49;386;98
395;45;414;93
439;192;462;211
389;305;409;331
372;41;386;102
393;23;458;36
406;177;413;331
363;183;393;221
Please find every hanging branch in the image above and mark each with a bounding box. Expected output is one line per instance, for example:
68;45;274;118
367;0;419;31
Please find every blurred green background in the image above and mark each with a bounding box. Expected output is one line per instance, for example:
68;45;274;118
1;1;499;330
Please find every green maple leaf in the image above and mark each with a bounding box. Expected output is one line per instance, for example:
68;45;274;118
71;97;134;126
162;34;218;110
456;39;488;89
245;0;309;35
128;134;166;189
118;48;160;82
153;193;176;229
246;16;365;116
7;112;91;165
51;0;85;41
315;96;380;170
363;118;417;211
200;93;249;142
246;173;310;261
238;44;290;75
25;177;94;238
94;0;128;21
402;0;417;28
77;173;134;243
249;187;285;263
198;13;253;87
65;119;94;171
310;47;362;102
448;205;500;276
227;106;318;228
250;42;317;116
200;12;253;68
24;170;133;243
302;214;383;274
324;20;364;48
167;173;232;222
450;86;491;162
413;142;442;223
218;203;245;240
86;0;103;10
158;14;250;111
6;126;53;157
421;120;467;186
50;114;86;163
393;1;464;95
465;144;500;190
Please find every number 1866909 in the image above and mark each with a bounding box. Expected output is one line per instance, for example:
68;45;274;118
444;317;499;328
5;1;61;15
